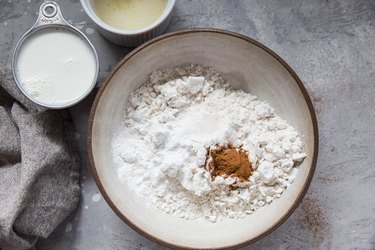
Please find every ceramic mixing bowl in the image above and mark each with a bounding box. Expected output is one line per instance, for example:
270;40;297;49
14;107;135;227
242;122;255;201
88;29;318;249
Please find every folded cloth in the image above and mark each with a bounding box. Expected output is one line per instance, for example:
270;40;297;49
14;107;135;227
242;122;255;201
0;67;80;250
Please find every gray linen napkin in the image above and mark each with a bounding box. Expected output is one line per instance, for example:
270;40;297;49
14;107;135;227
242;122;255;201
0;67;80;250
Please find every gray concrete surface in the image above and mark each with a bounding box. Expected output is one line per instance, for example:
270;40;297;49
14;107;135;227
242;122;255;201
1;0;375;249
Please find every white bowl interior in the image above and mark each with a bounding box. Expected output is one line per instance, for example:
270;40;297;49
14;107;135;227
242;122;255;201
90;31;316;249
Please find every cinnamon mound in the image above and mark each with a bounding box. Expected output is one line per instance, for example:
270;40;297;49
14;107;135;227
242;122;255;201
207;145;253;181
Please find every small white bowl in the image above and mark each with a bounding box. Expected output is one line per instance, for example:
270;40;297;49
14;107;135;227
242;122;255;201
80;0;175;47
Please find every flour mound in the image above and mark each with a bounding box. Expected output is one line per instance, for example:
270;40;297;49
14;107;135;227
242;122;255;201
112;65;306;222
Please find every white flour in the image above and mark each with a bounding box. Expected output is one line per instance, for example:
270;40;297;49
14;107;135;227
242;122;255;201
112;65;306;222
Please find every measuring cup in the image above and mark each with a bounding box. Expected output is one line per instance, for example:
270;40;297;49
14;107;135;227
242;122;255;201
12;1;99;109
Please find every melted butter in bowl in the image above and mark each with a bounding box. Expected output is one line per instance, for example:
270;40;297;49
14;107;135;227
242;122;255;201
93;0;168;31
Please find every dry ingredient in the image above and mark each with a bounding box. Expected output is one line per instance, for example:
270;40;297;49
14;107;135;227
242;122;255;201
206;144;253;182
112;65;306;222
298;196;328;246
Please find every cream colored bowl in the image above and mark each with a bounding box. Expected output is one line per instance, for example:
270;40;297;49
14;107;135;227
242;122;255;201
80;0;175;47
88;29;318;249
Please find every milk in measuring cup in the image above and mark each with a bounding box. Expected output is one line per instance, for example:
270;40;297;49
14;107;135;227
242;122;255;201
16;28;97;106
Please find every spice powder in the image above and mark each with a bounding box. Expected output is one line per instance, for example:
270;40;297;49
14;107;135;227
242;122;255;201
207;144;253;182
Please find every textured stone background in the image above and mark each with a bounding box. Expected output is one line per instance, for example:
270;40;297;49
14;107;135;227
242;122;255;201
1;0;374;249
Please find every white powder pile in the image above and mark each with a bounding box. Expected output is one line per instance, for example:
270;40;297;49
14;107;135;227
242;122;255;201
112;65;306;222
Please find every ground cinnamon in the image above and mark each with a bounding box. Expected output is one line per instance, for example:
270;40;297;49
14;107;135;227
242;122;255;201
206;144;253;182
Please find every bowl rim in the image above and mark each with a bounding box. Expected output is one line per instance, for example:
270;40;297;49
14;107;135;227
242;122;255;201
80;0;176;35
87;28;319;250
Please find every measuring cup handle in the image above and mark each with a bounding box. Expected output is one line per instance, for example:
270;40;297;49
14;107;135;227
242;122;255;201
33;1;69;27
